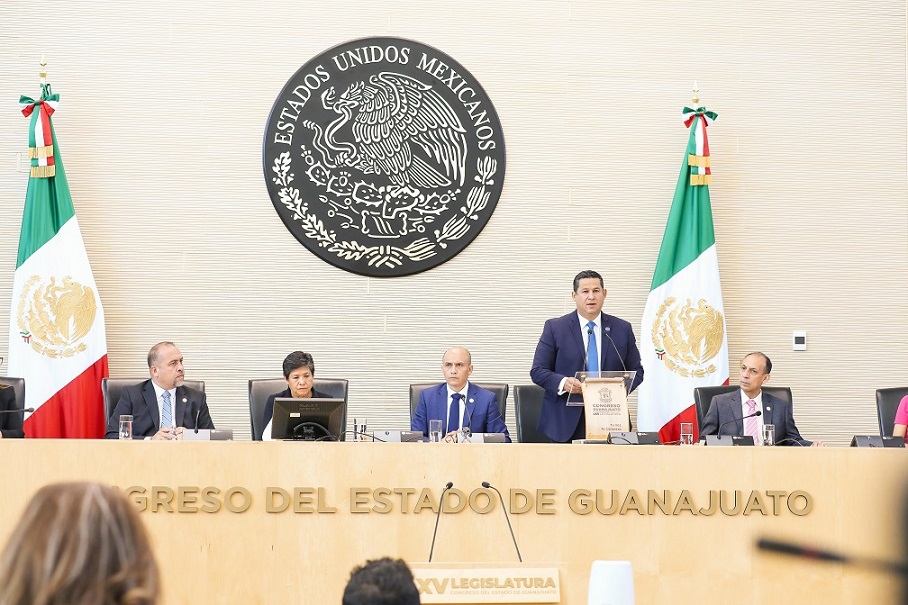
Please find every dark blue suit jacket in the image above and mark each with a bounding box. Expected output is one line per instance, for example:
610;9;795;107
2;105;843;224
531;311;644;443
104;380;213;439
411;383;511;442
699;390;811;446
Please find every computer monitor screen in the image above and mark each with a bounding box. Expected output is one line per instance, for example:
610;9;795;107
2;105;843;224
271;398;345;441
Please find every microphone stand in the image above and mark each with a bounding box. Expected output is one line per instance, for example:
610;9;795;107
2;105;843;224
428;482;454;562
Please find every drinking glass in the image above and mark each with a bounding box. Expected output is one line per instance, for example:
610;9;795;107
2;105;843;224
429;419;443;443
118;415;133;440
762;424;775;446
680;422;694;446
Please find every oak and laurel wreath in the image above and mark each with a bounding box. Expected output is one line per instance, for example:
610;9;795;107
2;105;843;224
271;151;497;269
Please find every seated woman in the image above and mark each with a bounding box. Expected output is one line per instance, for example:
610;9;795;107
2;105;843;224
262;351;330;440
0;481;159;604
892;394;908;443
0;383;24;439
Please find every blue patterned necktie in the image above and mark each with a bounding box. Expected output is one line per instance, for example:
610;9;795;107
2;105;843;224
586;320;598;372
447;393;462;434
162;390;173;429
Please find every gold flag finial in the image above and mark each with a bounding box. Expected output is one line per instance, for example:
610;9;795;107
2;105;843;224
692;81;699;104
39;56;47;84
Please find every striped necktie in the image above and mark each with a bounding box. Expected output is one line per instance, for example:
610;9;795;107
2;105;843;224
745;399;759;441
162;390;173;429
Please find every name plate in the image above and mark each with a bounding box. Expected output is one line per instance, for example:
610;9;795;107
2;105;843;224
410;563;560;604
180;429;234;441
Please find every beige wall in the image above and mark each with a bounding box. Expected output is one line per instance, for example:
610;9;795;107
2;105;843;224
0;1;905;444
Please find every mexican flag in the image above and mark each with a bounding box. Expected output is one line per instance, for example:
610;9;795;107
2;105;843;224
7;83;108;438
637;106;728;443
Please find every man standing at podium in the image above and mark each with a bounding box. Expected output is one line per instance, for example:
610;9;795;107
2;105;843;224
531;270;644;443
411;346;511;442
700;352;823;446
104;342;214;440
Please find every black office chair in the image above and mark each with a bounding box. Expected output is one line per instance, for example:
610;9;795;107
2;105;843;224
693;385;738;428
102;378;206;421
0;377;25;411
693;385;793;430
876;387;908;437
249;378;349;441
513;384;547;443
408;382;508;422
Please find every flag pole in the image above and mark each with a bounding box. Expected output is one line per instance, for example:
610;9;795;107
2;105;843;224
39;56;47;85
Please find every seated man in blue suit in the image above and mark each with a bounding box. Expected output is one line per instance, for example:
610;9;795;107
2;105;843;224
411;346;511;442
104;341;214;440
700;352;823;446
531;270;644;443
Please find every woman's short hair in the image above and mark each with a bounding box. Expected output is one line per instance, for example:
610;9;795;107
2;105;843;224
0;481;159;605
283;351;315;378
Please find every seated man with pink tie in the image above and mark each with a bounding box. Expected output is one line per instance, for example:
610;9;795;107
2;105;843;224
699;352;823;446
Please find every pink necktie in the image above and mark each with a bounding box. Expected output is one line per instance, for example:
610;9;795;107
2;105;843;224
745;399;759;441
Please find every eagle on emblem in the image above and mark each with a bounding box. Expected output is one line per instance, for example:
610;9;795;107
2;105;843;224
312;72;468;188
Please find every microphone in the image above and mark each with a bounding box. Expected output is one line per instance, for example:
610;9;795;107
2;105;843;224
715;409;761;435
428;481;454;562
0;407;34;414
602;326;629;374
756;538;908;575
482;481;522;562
192;402;200;433
460;396;474;442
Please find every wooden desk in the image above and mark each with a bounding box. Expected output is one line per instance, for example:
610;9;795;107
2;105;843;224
0;441;903;604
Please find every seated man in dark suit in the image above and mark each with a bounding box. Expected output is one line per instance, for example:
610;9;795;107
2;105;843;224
0;383;25;439
700;352;823;446
411;346;511;442
104;342;213;440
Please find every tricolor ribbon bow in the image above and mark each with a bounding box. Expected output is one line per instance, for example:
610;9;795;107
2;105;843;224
19;83;60;178
682;106;718;186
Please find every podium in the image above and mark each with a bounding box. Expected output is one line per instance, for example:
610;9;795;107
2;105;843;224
566;371;636;439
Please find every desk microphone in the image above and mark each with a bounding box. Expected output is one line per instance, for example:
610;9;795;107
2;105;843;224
756;538;908;575
461;398;475;442
602;326;628;374
428;481;454;562
0;407;34;414
715;410;761;435
192;403;200;433
482;481;522;562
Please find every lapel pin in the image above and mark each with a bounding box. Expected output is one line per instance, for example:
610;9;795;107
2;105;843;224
469;398;474;404
182;398;187;403
766;406;771;412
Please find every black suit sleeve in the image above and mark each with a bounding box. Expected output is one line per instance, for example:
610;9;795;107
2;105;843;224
0;387;25;439
104;387;147;439
699;398;721;436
